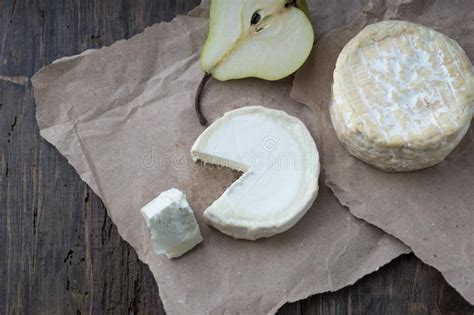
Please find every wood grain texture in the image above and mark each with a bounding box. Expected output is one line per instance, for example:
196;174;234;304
0;0;473;314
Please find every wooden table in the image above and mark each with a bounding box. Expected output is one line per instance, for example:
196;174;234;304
1;1;473;313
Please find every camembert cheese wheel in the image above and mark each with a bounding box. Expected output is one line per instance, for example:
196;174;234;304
191;106;319;240
331;21;474;172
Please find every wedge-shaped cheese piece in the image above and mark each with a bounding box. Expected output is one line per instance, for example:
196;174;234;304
191;106;319;240
141;188;202;259
331;20;474;172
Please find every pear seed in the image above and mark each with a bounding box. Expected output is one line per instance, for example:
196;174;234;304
251;12;261;25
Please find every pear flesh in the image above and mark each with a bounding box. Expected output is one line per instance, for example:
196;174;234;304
195;0;314;125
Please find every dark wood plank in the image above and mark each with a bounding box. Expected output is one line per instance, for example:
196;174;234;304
279;254;473;315
0;1;200;313
0;0;473;314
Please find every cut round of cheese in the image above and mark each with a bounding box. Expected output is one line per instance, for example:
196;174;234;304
331;20;474;172
191;106;319;240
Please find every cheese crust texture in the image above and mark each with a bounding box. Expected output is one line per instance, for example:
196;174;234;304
191;106;320;240
330;20;474;172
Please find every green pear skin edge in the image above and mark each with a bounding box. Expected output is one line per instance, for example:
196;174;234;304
194;0;314;126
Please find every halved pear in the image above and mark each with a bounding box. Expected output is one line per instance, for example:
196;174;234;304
195;0;314;125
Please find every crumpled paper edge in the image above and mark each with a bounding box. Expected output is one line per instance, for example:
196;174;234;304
290;0;474;305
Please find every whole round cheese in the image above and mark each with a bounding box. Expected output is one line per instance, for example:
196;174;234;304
330;20;474;172
191;106;319;240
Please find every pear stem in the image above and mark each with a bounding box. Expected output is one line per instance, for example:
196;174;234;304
195;73;212;126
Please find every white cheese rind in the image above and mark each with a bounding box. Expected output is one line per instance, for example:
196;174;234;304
141;188;202;258
191;106;320;240
331;20;474;172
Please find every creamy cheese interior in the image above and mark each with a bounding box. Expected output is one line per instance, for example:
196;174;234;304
141;188;202;258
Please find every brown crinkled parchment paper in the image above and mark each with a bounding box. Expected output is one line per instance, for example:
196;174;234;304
32;4;411;315
291;0;474;305
193;0;372;38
